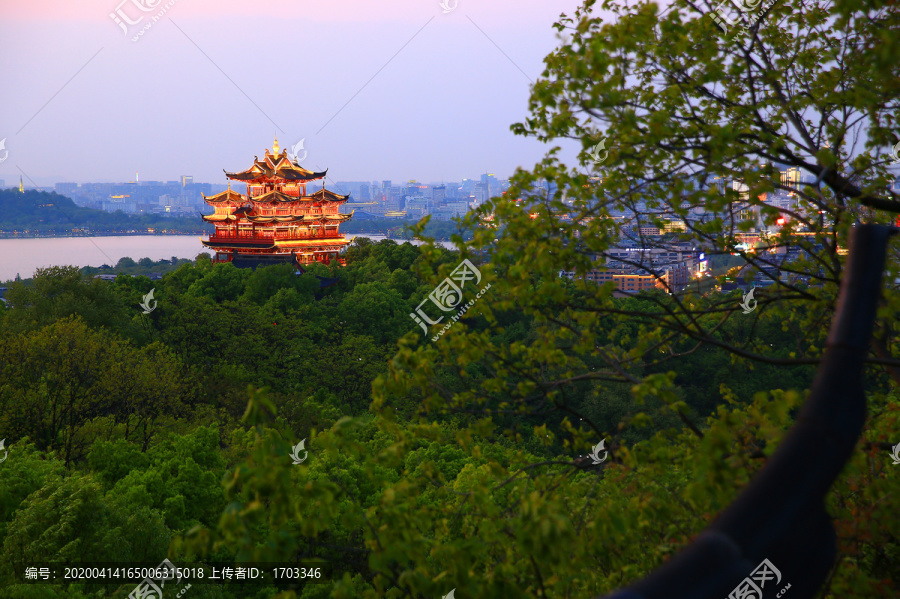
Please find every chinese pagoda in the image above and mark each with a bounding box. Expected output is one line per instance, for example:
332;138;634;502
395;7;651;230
201;136;353;268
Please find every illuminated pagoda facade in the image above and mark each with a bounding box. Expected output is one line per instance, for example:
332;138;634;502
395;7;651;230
201;137;353;268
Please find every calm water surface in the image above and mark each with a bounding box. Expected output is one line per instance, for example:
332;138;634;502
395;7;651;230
0;235;452;282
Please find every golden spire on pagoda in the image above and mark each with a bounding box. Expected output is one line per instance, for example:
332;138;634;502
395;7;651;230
273;133;280;155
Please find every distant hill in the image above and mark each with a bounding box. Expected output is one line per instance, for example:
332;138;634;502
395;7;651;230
0;189;210;235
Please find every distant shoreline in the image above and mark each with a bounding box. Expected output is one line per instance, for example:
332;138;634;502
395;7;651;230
0;231;208;239
0;233;458;282
0;230;451;241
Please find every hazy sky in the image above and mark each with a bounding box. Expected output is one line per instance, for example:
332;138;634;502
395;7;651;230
0;0;592;187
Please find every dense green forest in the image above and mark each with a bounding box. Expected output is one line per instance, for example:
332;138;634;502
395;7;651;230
78;257;197;278
0;189;209;235
0;233;894;598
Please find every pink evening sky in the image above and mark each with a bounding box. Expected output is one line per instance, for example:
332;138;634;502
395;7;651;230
0;0;613;185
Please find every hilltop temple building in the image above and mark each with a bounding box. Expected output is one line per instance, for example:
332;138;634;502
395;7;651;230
201;137;353;268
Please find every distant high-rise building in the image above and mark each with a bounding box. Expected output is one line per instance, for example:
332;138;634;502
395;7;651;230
481;173;499;201
382;180;391;202
433;200;470;221
732;179;749;200
182;176;193;187
474;182;488;204
404;180;425;200
405;196;432;218
432;185;446;205
780;167;801;194
443;182;461;199
709;175;725;194
730;180;761;228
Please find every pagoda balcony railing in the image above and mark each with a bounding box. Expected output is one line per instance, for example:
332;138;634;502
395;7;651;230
273;231;342;241
208;231;344;242
208;232;275;240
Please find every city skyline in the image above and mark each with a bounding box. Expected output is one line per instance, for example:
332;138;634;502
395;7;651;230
5;171;512;189
22;168;512;222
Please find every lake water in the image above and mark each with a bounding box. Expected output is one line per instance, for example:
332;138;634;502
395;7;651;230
0;235;453;282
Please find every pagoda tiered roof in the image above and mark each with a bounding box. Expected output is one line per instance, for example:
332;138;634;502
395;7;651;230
204;188;350;207
307;187;351;203
248;190;303;204
202;212;239;222
225;147;326;183
244;212;353;224
322;213;353;222
204;201;354;225
244;188;350;205
202;188;246;204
